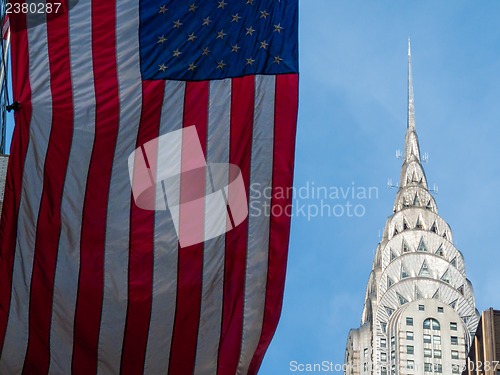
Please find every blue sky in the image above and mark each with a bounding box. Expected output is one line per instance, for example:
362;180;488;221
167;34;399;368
260;0;500;373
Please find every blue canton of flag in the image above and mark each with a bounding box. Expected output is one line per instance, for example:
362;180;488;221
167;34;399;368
139;0;298;80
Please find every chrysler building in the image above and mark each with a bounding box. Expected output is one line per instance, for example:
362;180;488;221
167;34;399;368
344;41;479;375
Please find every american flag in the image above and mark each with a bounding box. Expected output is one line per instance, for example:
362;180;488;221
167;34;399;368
0;0;298;374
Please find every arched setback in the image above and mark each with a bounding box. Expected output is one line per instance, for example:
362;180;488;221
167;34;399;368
388;300;467;375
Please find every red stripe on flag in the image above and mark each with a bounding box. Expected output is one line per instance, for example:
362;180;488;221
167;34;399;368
247;74;298;375
120;80;164;375
217;76;255;375
0;12;33;354
168;81;208;375
22;5;74;373
71;3;121;374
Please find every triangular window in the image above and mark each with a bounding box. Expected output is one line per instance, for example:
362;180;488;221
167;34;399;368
417;238;428;252
390;249;397;261
387;276;394;288
451;257;457;267
401;265;410;279
385;306;395;317
403;218;410;231
402;239;411;253
393;227;399;237
412;171;419;183
463;316;471;324
458;285;465;296
415;216;424;230
435;244;444;257
413;194;421;206
441;269;451;284
432;288;440;299
443;231;448;240
426;200;433;210
397;293;409;305
419;260;431;276
449;299;458;309
431;222;438;234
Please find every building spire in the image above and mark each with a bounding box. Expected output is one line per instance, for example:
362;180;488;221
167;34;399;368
403;38;421;163
408;38;415;129
395;39;431;206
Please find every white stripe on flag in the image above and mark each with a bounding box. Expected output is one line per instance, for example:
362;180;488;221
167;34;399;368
48;0;95;372
142;80;184;374
96;1;142;373
194;78;232;375
237;75;276;374
0;16;52;374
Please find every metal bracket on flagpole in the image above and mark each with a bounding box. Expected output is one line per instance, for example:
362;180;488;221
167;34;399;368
6;101;20;112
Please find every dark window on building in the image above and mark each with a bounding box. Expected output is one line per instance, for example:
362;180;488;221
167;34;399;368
403;221;409;230
435;245;444;256
380;338;387;348
431;222;438;233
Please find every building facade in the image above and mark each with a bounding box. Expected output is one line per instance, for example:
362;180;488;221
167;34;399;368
463;308;500;375
345;42;479;375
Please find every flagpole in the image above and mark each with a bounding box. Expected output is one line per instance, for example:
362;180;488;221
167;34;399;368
0;6;9;155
